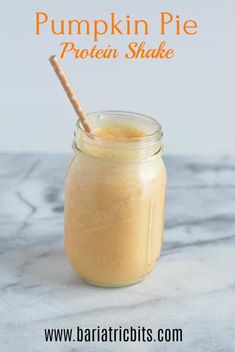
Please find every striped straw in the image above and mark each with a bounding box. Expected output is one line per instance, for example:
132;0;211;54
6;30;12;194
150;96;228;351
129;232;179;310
49;55;93;133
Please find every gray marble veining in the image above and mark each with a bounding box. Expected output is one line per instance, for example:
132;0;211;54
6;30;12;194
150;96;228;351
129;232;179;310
0;153;235;352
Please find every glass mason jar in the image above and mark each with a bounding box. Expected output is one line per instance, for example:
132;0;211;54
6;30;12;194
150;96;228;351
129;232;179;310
64;111;166;287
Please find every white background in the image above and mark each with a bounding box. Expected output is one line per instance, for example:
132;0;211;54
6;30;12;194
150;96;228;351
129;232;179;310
0;0;234;155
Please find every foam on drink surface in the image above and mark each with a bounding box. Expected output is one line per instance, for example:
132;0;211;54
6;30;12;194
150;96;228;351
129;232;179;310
95;125;146;138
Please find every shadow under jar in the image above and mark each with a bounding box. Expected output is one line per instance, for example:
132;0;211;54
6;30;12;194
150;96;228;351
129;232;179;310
64;111;167;287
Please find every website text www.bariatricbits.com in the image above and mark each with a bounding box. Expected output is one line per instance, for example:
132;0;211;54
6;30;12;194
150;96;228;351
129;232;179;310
44;325;183;343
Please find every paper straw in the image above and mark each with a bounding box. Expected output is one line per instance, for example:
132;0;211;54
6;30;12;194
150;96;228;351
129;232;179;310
49;55;93;133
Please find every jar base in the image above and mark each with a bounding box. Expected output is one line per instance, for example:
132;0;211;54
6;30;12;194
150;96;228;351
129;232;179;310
85;276;147;288
76;257;160;288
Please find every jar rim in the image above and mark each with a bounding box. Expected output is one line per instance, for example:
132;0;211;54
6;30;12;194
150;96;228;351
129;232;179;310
76;110;163;143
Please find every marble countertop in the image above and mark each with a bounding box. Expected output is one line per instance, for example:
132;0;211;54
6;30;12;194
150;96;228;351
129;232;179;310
1;153;234;352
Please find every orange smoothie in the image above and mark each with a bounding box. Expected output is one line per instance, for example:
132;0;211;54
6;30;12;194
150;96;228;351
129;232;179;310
64;112;166;287
95;125;146;138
